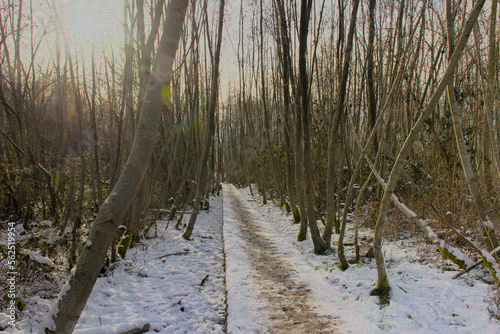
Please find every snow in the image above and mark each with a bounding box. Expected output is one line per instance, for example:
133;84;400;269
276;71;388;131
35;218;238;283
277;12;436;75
39;281;72;332
20;250;54;267
59;282;72;297
0;312;13;329
71;195;227;334
7;185;500;333
485;218;495;230
223;184;500;333
11;197;226;333
391;194;474;268
39;220;53;228
39;305;57;332
224;192;268;333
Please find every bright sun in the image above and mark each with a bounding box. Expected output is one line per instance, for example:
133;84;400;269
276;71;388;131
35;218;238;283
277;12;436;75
58;0;123;54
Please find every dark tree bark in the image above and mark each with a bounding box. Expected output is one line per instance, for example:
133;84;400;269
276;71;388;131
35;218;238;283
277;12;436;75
333;0;361;268
90;51;103;205
298;0;327;254
366;0;378;155
275;0;299;223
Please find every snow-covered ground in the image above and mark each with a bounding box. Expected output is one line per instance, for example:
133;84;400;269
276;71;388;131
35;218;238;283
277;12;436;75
3;196;226;334
224;184;500;333
72;194;226;334
2;184;500;333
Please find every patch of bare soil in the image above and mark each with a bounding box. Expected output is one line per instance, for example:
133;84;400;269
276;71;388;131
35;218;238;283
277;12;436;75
227;189;337;333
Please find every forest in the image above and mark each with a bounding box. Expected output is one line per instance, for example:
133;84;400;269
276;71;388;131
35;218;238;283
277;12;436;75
0;0;500;332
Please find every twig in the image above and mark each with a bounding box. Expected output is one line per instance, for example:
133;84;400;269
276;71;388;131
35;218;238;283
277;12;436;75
158;251;189;259
427;303;441;320
199;274;209;286
423;194;482;254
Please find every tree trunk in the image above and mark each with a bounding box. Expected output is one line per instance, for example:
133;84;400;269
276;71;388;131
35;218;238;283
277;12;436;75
124;0;166;241
260;1;286;209
183;0;225;240
291;4;308;241
366;0;378;155
452;19;498;251
275;0;300;224
337;0;361;267
298;0;326;254
43;2;188;332
474;24;500;182
67;53;86;271
126;174;148;242
483;0;499;188
324;0;360;248
90;50;103;205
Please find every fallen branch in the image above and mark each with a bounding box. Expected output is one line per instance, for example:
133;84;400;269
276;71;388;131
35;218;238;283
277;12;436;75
453;246;500;279
149;208;192;214
199;274;209;286
348;114;474;269
119;323;150;334
390;195;474;268
158;251;189;259
375;164;500;283
359;140;475;268
425;198;482;254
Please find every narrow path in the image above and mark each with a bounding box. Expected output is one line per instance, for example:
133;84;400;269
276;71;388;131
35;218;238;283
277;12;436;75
225;185;336;333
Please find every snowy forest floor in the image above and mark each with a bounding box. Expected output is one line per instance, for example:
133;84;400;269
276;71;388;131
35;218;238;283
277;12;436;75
4;184;500;333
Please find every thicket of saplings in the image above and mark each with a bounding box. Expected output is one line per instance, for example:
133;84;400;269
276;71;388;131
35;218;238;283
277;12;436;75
221;94;500;315
0;124;213;317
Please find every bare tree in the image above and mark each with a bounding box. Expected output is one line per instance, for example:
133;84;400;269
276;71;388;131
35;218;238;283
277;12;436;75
183;0;226;240
371;0;487;301
42;1;189;332
297;0;327;254
275;0;300;223
324;0;360;255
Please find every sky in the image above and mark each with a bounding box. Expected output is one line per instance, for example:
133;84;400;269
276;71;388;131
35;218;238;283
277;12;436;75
48;0;242;97
57;0;123;50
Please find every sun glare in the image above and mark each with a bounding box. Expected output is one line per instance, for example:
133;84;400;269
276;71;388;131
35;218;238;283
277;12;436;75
58;0;123;54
